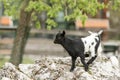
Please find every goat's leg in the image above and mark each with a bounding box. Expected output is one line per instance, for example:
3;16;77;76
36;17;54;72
70;56;77;72
80;57;88;71
87;55;97;65
87;48;98;65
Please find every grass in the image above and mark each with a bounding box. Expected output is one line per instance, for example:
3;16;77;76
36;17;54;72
0;57;9;68
0;56;34;68
22;57;34;64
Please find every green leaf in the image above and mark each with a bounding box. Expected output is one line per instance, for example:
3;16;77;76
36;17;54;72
76;14;87;27
35;21;41;29
47;25;51;30
46;19;57;26
64;16;70;21
46;19;57;30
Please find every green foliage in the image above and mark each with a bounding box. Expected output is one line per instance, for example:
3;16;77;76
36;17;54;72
0;57;9;68
35;21;41;29
109;0;120;11
1;0;120;29
46;19;57;30
0;0;21;19
76;14;87;27
25;1;51;12
0;56;34;68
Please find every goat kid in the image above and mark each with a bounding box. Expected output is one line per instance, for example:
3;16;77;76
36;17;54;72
54;30;103;72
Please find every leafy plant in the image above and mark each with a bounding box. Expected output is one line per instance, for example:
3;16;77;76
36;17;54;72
0;0;111;29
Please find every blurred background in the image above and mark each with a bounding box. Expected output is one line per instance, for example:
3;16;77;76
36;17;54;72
0;0;120;67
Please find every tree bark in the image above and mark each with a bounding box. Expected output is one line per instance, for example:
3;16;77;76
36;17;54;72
10;0;32;66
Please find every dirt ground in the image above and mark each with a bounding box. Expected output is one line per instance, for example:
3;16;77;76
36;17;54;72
0;38;68;57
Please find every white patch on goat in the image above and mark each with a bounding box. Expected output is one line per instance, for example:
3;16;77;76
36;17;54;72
97;43;102;56
82;30;103;58
82;36;98;57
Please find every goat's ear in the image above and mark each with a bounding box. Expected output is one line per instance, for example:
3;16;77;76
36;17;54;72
61;30;65;36
88;31;93;34
98;30;103;35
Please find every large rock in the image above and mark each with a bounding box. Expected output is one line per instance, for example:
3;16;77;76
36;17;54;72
0;63;31;80
0;56;120;80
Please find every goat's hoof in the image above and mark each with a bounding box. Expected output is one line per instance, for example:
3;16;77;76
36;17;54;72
85;69;88;71
85;67;89;71
70;69;74;72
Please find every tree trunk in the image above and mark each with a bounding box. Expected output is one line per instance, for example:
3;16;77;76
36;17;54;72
10;0;32;66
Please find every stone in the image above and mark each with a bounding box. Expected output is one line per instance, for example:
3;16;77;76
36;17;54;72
1;77;10;80
0;63;31;80
110;56;119;68
0;56;120;80
19;64;41;78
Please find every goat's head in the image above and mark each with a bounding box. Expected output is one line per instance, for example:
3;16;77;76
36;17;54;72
54;30;65;44
88;30;103;37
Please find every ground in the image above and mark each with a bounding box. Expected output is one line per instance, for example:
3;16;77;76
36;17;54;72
0;38;68;56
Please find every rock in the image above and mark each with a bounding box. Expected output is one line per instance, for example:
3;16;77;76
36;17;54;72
79;72;95;80
0;56;120;80
0;63;32;80
110;56;119;68
1;77;10;80
19;64;41;78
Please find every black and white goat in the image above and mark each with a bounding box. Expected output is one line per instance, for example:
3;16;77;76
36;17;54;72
54;30;103;71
